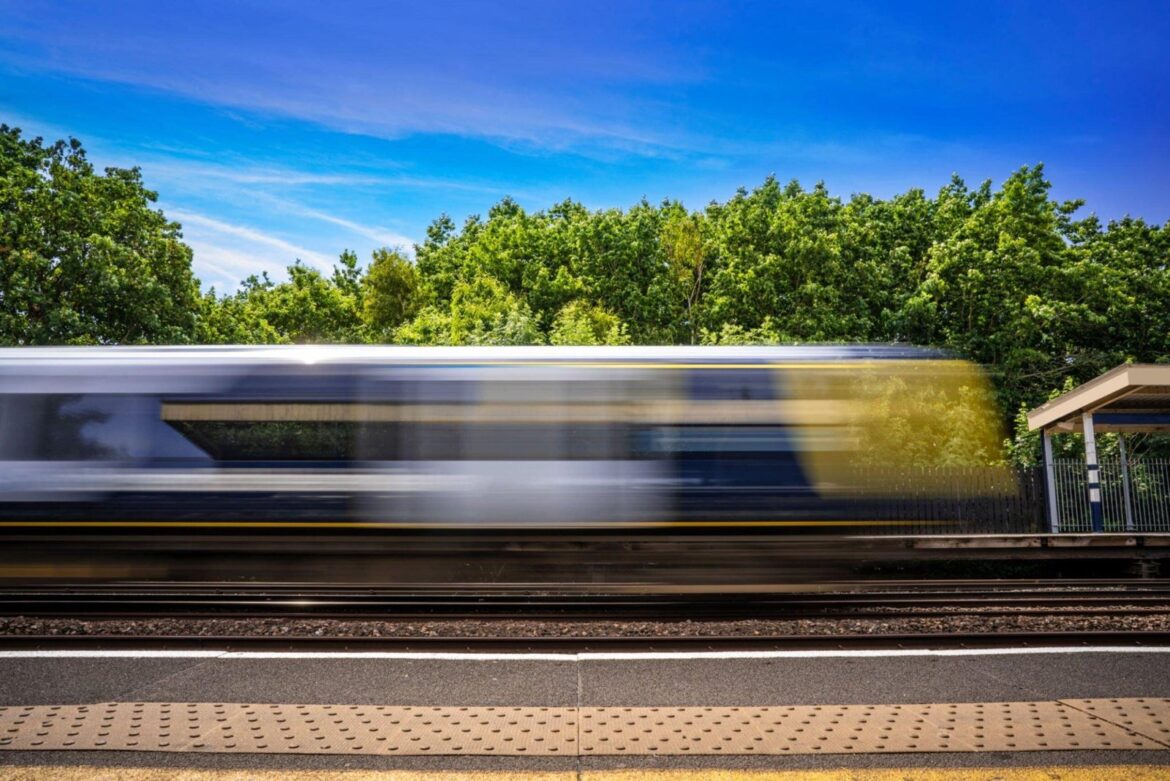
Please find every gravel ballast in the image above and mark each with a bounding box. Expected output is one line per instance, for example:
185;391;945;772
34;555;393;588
4;611;1170;639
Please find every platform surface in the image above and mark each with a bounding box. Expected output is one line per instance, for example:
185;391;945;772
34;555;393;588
2;647;1170;774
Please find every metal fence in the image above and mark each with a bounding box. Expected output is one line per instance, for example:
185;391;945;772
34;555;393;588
828;459;1170;535
1050;458;1170;533
838;466;1047;535
810;459;1170;535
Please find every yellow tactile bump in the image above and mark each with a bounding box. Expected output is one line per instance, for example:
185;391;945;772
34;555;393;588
1;699;1169;756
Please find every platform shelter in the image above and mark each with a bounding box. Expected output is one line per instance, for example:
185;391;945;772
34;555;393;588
1027;363;1170;532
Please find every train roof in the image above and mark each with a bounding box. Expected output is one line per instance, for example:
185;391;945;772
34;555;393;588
0;345;960;395
0;344;948;368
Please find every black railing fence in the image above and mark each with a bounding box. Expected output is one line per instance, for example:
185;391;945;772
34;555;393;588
845;459;1170;535
836;465;1047;535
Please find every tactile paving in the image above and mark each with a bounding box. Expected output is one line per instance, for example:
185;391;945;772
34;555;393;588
0;703;576;755
1063;698;1170;746
1;698;1168;756
577;701;1168;754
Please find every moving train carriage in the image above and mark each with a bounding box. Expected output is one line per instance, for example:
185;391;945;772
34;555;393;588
0;346;1011;532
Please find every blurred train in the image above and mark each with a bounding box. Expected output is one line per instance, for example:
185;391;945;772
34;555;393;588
0;346;1011;532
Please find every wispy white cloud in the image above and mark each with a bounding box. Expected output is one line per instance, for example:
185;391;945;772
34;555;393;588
142;159;394;187
0;5;709;159
238;192;418;253
170;209;335;274
287;206;415;251
149;161;424;260
139;157;521;198
184;238;279;290
170;204;423;290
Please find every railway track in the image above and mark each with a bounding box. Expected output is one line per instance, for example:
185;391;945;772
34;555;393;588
3;581;1168;651
3;579;1170;621
2;630;1170;652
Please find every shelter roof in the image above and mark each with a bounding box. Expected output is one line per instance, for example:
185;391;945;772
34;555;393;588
1027;364;1170;433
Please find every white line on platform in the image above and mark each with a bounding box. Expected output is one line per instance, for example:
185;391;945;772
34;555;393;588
225;651;575;661
577;646;1170;661
2;646;1170;661
0;650;225;658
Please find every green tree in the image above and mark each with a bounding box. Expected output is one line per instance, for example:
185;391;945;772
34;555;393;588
413;197;679;342
700;318;784;345
195;285;284;344
200;258;363;344
362;247;422;341
701;178;887;342
448;276;542;345
0;125;201;344
395;275;543;345
660;206;706;343
900;166;1094;418
331;250;362;299
549;300;630;345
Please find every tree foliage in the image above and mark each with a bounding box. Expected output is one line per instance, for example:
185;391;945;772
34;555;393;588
549;300;630;346
0;125;200;344
363;247;421;341
200;261;363;344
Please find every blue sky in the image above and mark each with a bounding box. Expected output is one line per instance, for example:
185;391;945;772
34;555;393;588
1;1;1168;291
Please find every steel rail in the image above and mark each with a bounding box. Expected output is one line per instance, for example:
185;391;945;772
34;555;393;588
3;583;1170;621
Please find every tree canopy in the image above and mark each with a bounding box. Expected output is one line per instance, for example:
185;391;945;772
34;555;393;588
0;125;201;344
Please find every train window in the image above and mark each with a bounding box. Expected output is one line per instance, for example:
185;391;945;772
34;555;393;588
0;395;115;460
688;369;775;400
0;394;171;460
167;420;359;461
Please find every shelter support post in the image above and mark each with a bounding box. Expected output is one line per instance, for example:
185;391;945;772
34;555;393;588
1119;433;1135;532
1083;412;1104;532
1042;429;1060;533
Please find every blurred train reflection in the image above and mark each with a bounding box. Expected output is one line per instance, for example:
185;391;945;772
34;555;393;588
0;346;1011;531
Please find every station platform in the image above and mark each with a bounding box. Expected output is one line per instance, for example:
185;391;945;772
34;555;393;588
878;533;1170;553
2;646;1170;776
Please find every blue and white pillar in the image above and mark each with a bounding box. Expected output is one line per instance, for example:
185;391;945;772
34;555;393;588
1082;412;1104;532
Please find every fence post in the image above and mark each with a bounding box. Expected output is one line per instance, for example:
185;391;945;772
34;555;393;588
1083;412;1104;532
1119;434;1135;532
1042;430;1060;533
